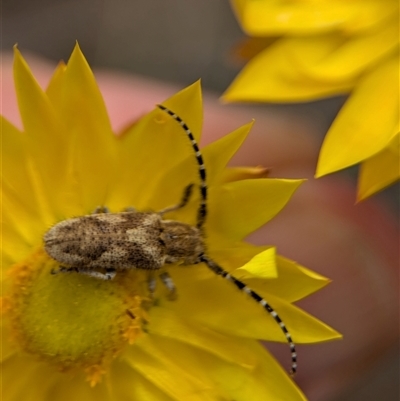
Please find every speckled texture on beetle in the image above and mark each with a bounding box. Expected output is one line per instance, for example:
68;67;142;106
44;211;204;271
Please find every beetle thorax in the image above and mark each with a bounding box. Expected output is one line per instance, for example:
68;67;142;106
160;220;204;265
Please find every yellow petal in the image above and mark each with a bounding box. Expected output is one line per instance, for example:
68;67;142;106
109;360;174;401
235;248;278;279
203;122;253;184
0;324;16;363
13;47;67;224
207;178;303;243
218;166;270;183
57;43;117;211
209;242;271;271
149;308;258;369
162;80;203;143
223;36;355;103
47;370;110;401
126;336;219;401
62;44;114;139
239;255;331;303
1;117;50;262
231;0;396;35
302;17;398;81
2;354;59;401
45;61;67;102
106;82;203;212
1;198;38;268
24;62;83;220
215;340;307;401
358;130;400;200
162;265;340;343
232;36;277;61
232;0;344;35
12;50;82;221
105;110;171;211
317;54;399;176
132;335;306;401
143;121;253;223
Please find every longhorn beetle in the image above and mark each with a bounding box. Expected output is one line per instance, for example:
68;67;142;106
44;104;297;376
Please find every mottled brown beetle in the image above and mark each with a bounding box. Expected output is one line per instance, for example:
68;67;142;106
44;105;298;375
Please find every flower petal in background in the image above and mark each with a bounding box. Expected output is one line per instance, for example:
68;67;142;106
225;0;400;199
316;54;399;198
358;131;400;200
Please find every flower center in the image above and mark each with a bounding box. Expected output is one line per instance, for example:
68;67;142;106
3;248;148;386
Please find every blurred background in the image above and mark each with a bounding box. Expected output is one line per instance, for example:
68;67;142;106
2;0;346;130
2;1;399;401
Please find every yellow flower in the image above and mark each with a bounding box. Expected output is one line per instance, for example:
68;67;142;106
1;45;340;400
224;0;399;200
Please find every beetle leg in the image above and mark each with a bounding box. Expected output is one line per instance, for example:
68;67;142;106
157;184;194;216
159;271;177;301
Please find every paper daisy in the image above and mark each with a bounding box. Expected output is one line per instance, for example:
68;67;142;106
1;44;340;401
225;0;399;200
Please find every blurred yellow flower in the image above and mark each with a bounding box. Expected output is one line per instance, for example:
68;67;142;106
225;0;399;200
1;45;340;400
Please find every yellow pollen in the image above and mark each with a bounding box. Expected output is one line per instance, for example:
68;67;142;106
85;364;107;387
3;248;149;385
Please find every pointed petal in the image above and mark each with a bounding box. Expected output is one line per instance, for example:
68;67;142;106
218;166;270;183
222;36;355;103
45;61;67;102
143;122;253;217
62;44;114;139
358;130;400;200
58;43;117;210
208;340;307;401
302;17;398;81
238;255;331;303
207;178;303;243
106;82;203;212
13;47;61;146
235;248;278;279
204;122;253;183
162;265;341;343
161;80;203;143
317;54;399;176
209;242;271;271
1;116;50;259
13;47;67;223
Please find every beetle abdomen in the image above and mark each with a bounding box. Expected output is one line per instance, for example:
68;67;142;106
44;212;165;270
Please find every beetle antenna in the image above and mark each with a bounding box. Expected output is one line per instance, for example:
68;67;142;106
157;104;207;230
200;255;298;376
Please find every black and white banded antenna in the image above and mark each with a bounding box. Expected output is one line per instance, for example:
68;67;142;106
157;104;207;230
157;104;297;376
